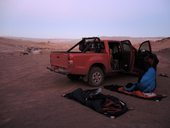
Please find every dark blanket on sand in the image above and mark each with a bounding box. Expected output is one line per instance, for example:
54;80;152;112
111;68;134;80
104;85;167;101
63;88;128;118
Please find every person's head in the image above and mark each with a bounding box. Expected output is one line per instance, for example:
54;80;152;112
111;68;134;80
145;54;154;66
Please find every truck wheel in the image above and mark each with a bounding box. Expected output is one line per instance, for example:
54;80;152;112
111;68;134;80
88;67;104;86
67;74;80;81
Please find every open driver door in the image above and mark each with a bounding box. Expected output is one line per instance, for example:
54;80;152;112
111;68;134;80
135;40;152;72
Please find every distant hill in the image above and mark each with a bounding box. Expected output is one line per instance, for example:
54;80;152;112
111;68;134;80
0;36;79;43
151;37;170;52
100;36;164;44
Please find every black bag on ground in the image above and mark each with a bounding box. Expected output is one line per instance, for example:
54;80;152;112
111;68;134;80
64;88;128;118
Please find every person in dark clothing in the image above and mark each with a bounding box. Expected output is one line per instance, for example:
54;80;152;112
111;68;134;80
64;88;128;118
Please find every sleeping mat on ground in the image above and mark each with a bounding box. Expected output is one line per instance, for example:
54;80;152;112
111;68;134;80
63;88;128;118
104;85;167;101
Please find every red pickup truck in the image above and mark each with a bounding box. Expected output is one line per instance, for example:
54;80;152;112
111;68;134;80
47;37;158;86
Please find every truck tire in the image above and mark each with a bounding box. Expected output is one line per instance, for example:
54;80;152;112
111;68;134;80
67;74;80;81
88;67;104;86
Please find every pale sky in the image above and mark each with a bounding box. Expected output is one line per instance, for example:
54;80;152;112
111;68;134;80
0;0;170;38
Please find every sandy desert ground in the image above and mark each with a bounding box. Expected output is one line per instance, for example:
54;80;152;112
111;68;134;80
0;37;170;128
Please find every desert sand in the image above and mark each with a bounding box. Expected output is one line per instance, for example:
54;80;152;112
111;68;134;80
0;36;170;128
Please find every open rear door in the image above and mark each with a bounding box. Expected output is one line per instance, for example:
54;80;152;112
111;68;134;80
120;40;133;71
138;40;152;53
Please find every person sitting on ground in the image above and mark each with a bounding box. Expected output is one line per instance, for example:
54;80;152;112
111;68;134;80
124;54;157;93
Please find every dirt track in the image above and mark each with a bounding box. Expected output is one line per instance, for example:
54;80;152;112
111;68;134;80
0;50;170;128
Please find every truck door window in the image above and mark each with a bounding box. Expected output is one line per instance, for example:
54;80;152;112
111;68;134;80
138;41;151;52
122;43;131;52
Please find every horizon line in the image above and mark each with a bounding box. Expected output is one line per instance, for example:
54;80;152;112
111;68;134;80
0;35;169;40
